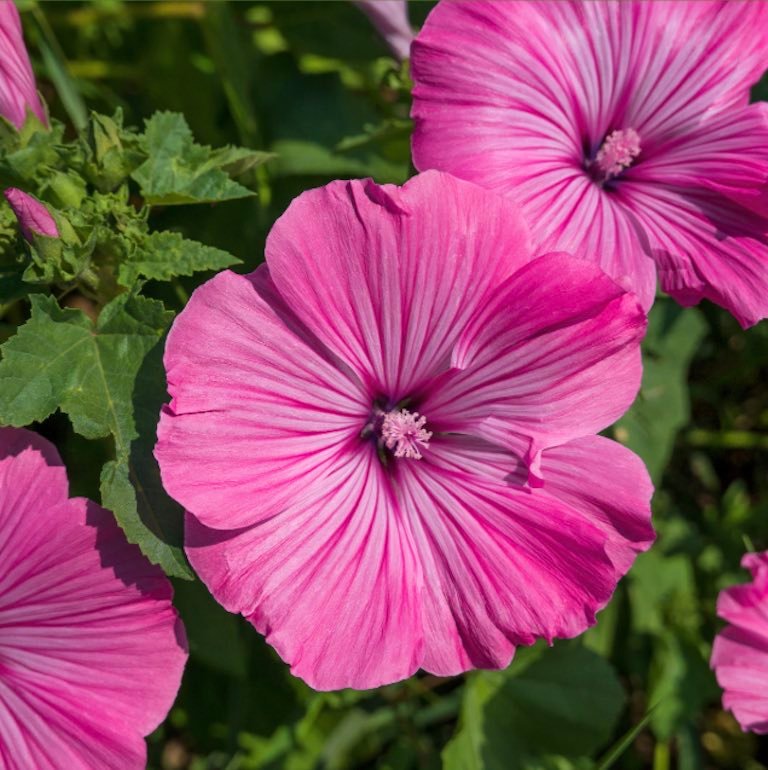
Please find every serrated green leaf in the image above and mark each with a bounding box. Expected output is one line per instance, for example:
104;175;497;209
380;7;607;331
132;111;261;205
0;293;171;445
0;293;190;576
613;298;707;482
83;110;144;192
119;230;241;286
99;338;191;579
209;145;276;177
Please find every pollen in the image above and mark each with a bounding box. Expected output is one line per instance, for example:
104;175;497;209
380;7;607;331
595;128;641;179
381;409;433;460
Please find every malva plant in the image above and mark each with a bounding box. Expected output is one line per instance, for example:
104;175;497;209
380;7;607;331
0;1;766;767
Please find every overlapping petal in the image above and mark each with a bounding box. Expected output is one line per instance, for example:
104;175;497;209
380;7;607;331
265;171;533;400
622;183;768;329
711;552;768;734
156;266;368;530
421;252;645;475
0;428;187;770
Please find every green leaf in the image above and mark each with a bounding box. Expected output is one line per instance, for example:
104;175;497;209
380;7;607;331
100;337;192;579
647;633;718;741
132;112;262;205
101;456;190;579
30;6;89;132
83;110;145;192
0;270;35;308
627;550;699;636
119;230;241;286
443;645;625;770
0;293;170;441
172;578;248;675
0;294;189;576
209;145;275;177
596;708;656;770
613;298;707;482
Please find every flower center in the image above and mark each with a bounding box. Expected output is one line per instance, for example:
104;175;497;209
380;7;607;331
594;128;641;180
380;409;432;460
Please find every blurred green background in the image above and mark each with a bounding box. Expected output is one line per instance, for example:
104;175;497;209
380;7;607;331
16;1;768;768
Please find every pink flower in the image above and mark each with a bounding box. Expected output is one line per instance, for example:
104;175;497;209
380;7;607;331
0;0;46;129
4;188;58;240
411;1;768;328
353;1;413;60
711;551;768;734
0;427;187;768
155;171;654;691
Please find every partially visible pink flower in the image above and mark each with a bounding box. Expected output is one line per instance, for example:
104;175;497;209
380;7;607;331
0;0;46;129
0;427;187;769
711;551;768;734
4;187;58;240
411;1;768;327
156;171;654;691
353;1;412;60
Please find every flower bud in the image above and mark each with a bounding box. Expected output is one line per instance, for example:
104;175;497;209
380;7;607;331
0;0;47;130
4;188;59;241
353;1;413;60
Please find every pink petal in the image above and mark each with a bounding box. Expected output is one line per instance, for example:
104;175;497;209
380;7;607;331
0;428;187;770
712;551;768;734
633;103;768;222
264;171;533;401
0;1;46;129
421;252;646;477
186;445;424;691
620;180;768;328
538;436;655;573
395;434;650;675
156;266;369;531
188;430;653;687
353;1;413;60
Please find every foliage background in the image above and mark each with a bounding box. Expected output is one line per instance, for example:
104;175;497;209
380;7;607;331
6;1;768;768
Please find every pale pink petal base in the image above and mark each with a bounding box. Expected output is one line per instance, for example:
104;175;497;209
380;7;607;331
0;428;187;770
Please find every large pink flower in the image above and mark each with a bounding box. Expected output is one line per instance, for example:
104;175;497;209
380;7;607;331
711;551;768;734
0;427;187;769
155;171;654;690
411;1;768;328
0;0;46;129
